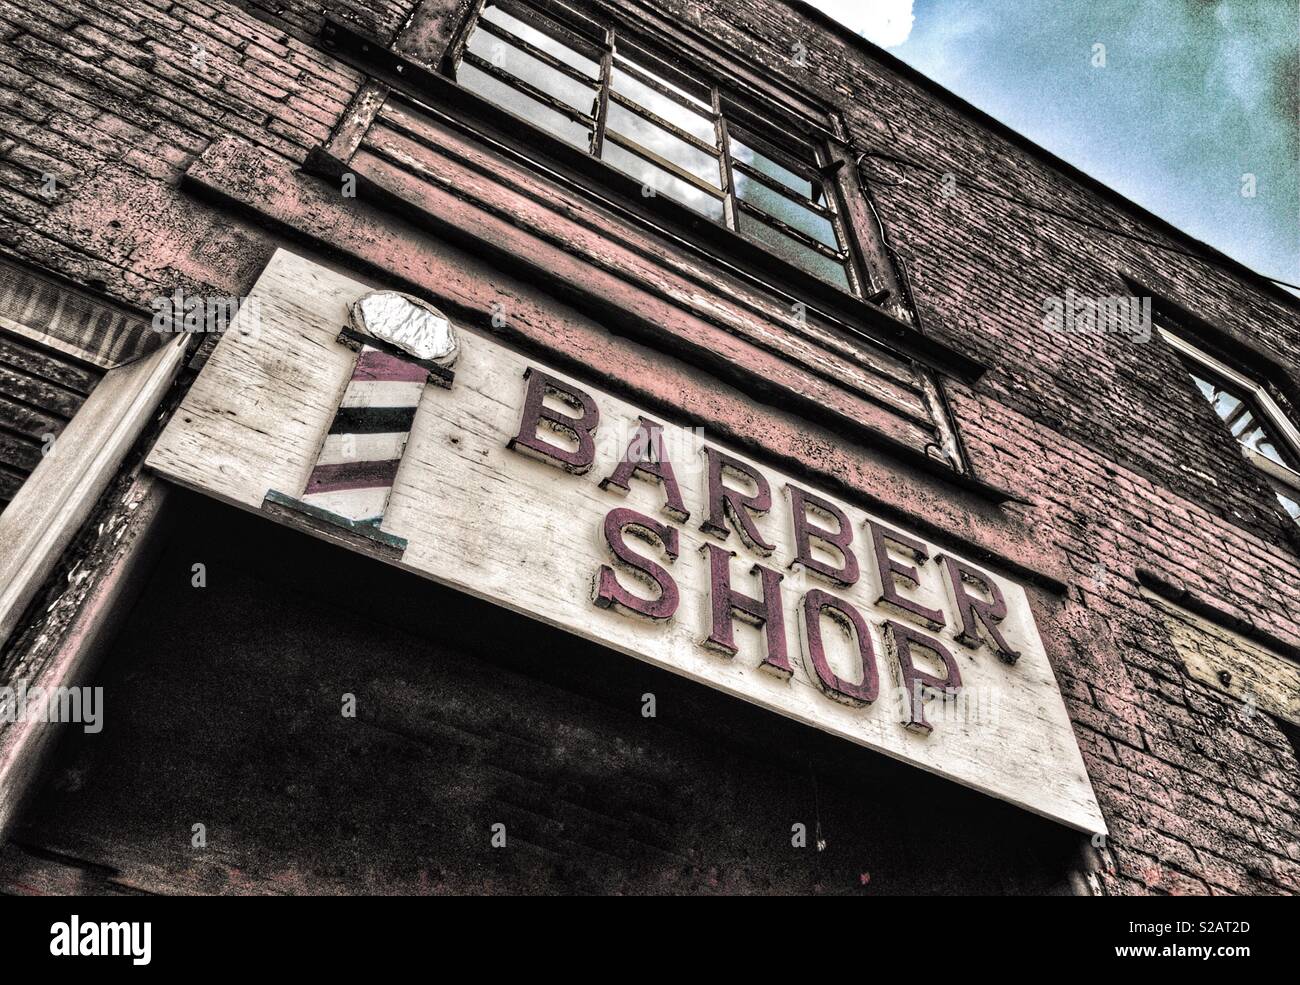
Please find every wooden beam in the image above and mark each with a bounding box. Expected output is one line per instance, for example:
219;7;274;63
0;335;186;651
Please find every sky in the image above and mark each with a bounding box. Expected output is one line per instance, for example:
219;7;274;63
806;0;1299;288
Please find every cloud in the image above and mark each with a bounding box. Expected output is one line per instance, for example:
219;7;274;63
807;0;916;48
882;0;1297;284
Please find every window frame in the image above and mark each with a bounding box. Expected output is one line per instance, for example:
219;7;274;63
0;263;188;653
316;11;989;387
442;0;871;297
1160;324;1300;524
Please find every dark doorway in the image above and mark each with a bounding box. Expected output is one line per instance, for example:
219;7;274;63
3;490;1081;894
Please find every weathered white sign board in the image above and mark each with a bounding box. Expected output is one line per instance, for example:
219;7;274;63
147;250;1106;834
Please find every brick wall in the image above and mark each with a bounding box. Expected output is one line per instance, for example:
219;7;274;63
0;0;370;307
667;0;1300;894
0;0;1296;894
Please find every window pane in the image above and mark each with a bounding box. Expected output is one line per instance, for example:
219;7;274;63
1240;424;1290;468
466;29;597;113
1276;490;1300;525
735;172;838;246
1188;367;1300;472
1192;374;1243;422
737;212;850;290
601;141;724;220
731;138;815;199
1230;410;1259;440
606;103;721;186
457;62;592;149
612;69;716;144
613;53;711;110
480;3;600;77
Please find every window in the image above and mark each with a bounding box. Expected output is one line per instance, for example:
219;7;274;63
449;0;862;294
1161;326;1300;527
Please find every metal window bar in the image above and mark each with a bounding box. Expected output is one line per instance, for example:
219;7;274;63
725;123;856;284
474;15;596;85
723;94;825;162
728;124;827;202
499;0;606;46
607;91;721;157
730;159;836;217
456;0;604;78
442;0;488;74
612;34;714;108
591;25;614;154
602;130;726;199
714;87;738;230
723;130;855;289
612;56;712;115
452;0;861;294
733;200;847;261
459;50;598;126
1193;371;1293;455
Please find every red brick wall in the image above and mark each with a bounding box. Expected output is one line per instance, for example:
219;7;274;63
0;0;1296;894
668;0;1300;894
0;0;373;306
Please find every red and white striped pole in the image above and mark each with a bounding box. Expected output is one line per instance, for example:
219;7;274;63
299;343;429;525
264;291;458;555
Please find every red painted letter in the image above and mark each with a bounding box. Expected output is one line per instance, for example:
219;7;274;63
883;620;963;735
938;555;1020;664
507;367;600;474
599;416;689;521
594;507;680;621
799;589;879;705
699;446;776;555
866;519;945;630
787;485;859;586
701;542;790;677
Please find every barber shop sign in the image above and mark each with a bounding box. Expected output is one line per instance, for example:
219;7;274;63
148;251;1106;835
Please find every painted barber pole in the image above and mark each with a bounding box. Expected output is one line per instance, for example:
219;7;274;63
263;290;458;553
299;344;427;523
